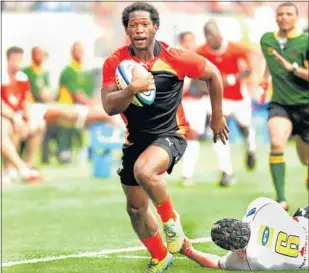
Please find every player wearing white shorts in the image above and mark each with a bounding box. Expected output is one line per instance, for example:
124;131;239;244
197;20;257;186
178;31;209;186
181;197;308;270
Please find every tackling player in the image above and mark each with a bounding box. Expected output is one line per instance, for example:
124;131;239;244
260;2;309;210
101;3;228;272
197;20;257;186
181;197;308;270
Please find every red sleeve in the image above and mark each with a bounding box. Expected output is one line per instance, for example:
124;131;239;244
102;55;119;88
169;48;206;79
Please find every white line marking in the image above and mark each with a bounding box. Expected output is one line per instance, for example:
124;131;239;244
117;255;187;260
2;237;211;267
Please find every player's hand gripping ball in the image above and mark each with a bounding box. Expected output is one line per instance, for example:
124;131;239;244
116;60;156;107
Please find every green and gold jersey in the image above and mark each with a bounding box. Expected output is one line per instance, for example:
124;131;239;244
23;64;49;102
58;60;86;105
260;31;308;105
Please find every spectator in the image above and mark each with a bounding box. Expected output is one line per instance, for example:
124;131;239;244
1;46;42;184
23;46;58;164
56;42;93;164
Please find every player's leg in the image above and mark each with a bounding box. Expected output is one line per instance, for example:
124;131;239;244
122;185;170;260
119;144;172;272
212;100;234;186
134;135;186;253
268;103;293;210
295;136;309;189
234;98;257;170
25;126;45;167
1;118;40;183
24;104;48;173
294;104;309;189
181;97;207;186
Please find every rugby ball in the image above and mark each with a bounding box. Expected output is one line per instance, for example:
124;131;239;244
115;60;156;107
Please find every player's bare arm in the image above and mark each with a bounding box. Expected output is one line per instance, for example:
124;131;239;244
199;59;229;144
259;63;270;104
273;49;309;81
101;66;154;116
181;238;221;269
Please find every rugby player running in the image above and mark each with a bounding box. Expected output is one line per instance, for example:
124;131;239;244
101;2;228;272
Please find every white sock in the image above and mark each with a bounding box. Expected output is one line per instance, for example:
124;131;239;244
213;141;233;175
247;127;256;152
181;140;200;179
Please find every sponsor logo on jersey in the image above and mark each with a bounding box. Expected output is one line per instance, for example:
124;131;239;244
262;226;270;246
258;225;275;248
246;207;256;217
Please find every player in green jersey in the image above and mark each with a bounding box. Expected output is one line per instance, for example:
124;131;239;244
56;42;93;163
260;2;309;210
23;47;58;165
23;47;56;103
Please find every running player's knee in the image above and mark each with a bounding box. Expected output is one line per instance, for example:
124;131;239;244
270;141;284;153
133;162;153;185
126;204;148;220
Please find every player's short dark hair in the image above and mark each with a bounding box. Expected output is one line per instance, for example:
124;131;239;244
178;31;194;43
6;46;24;59
277;2;299;16
122;2;160;28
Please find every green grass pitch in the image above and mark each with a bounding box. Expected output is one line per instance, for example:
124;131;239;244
2;142;307;273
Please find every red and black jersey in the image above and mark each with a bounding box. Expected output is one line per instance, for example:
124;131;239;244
102;41;206;143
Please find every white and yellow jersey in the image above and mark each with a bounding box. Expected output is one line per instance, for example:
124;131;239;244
220;197;308;271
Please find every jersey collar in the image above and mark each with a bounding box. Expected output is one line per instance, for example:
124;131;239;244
71;59;82;71
274;29;303;39
128;40;162;58
31;63;44;74
205;39;229;56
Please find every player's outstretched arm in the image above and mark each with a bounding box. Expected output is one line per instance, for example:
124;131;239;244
181;239;221;269
199;59;229;144
187;249;221;269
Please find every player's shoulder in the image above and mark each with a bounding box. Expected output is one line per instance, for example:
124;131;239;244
260;32;275;44
163;43;201;62
15;71;29;82
296;32;309;44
